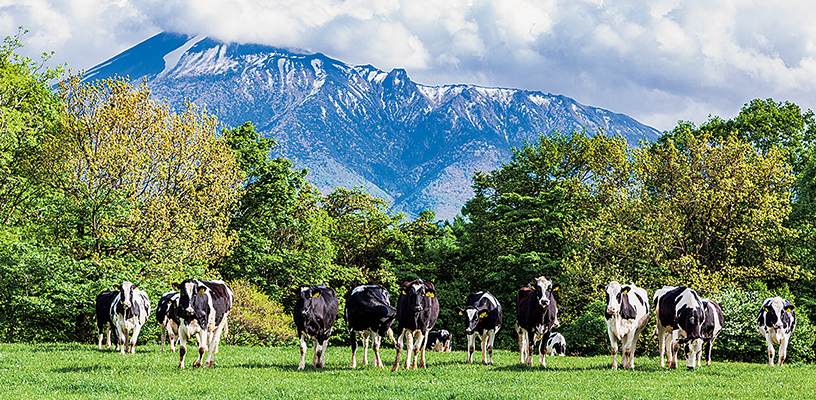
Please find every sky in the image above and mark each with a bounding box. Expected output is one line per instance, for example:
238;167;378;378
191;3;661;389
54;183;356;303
3;0;816;132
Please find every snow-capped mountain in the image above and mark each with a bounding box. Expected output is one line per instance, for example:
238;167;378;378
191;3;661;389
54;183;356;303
85;32;660;220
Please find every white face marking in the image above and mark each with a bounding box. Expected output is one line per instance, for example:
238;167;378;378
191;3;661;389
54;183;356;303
412;283;423;292
466;309;477;320
605;281;622;311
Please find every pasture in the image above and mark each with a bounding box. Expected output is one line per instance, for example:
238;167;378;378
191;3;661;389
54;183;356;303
1;343;814;399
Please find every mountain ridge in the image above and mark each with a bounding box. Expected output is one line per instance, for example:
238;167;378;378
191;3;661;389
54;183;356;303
85;32;660;220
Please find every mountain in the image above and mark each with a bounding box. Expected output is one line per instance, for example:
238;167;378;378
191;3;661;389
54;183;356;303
85;32;661;220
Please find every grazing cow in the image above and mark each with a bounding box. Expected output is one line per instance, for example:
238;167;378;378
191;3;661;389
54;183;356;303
599;281;650;370
391;278;440;371
294;284;339;370
175;279;233;368
516;276;559;367
456;291;502;364
156;291;181;352
345;284;396;368
756;297;796;366
95;289;120;350
654;285;707;369
545;332;566;356
697;298;724;367
427;330;453;352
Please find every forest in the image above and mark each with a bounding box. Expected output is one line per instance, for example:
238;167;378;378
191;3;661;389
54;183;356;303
2;31;815;364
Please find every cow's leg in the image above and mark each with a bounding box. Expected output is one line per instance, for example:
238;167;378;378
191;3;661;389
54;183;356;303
466;333;475;363
312;338;320;368
668;334;679;369
405;331;415;370
525;330;535;366
204;320;227;367
538;333;547;367
298;333;308;370
178;325;189;369
169;323;178;352
373;333;383;368
129;323;145;354
160;324;167;352
705;338;714;366
481;333;489;364
193;330;207;367
778;335;790;366
765;333;775;366
657;327;667;367
607;328;619;370
362;331;371;366
417;331;429;369
350;331;359;369
487;330;496;364
519;329;529;365
117;325;128;355
315;338;329;368
391;330;404;372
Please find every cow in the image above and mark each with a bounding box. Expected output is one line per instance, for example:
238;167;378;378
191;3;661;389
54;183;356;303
345;284;396;368
545;332;566;356
107;282;151;355
294;284;338;370
598;281;650;370
654;285;707;369
427;330;453;352
95;289;120;350
756;296;796;366
174;279;233;368
156;291;181;352
456;291;502;364
391;278;439;371
516;276;559;367
697;298;724;367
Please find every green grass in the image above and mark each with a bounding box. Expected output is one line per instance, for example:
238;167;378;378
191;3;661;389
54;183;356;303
1;343;814;399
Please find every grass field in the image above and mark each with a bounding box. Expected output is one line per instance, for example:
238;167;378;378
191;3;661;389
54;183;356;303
1;343;814;399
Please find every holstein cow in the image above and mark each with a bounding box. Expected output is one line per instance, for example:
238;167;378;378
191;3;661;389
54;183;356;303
95;289;120;350
697;298;724;367
427;330;453;352
545;332;566;356
516;276;559;367
599;281;650;370
109;282;151;355
175;279;233;368
345;284;396;368
756;297;796;366
294;284;338;370
456;291;502;364
391;278;439;371
654;285;707;369
156;291;181;352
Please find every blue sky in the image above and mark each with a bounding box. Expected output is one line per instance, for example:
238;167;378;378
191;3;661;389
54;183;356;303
3;0;816;132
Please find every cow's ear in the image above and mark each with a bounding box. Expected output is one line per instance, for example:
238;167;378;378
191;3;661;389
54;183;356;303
597;284;607;292
552;284;560;292
621;286;630;295
785;305;795;313
763;306;771;312
426;289;435;298
197;286;207;294
479;311;488;319
530;283;537;290
172;282;180;291
114;284;122;291
456;307;464;315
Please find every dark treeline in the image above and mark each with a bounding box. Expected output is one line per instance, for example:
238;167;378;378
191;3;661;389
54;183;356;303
2;31;815;363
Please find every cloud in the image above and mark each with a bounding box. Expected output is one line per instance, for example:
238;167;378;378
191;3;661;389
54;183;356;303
2;0;816;131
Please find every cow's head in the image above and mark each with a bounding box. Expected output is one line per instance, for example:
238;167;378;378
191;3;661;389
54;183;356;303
761;297;795;331
456;306;487;335
296;285;328;317
117;281;137;309
598;281;636;318
174;279;208;319
530;276;558;308
400;279;435;312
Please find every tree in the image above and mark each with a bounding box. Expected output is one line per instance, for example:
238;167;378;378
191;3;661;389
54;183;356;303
41;74;243;268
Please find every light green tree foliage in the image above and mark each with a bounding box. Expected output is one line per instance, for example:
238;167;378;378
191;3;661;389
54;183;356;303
42;75;243;268
217;122;335;300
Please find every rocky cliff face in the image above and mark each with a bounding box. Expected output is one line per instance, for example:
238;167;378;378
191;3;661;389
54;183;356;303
86;32;660;220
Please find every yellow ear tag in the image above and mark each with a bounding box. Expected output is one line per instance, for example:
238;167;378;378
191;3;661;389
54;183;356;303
197;287;206;294
458;310;463;315
621;288;629;295
427;292;435;297
312;292;320;298
479;311;487;318
785;306;794;313
530;285;536;290
401;290;407;295
553;286;559;292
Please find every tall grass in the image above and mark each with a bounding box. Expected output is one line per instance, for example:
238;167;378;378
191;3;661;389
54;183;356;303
1;343;814;399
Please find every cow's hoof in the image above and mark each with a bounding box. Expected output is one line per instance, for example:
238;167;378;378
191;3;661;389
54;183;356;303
193;361;202;368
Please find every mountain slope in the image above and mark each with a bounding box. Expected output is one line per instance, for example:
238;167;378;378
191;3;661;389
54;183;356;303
85;32;660;220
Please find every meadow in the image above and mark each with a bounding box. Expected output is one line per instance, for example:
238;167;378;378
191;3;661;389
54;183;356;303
1;343;814;400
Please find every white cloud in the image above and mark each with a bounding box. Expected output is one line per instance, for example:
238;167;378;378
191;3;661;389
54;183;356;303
2;0;816;131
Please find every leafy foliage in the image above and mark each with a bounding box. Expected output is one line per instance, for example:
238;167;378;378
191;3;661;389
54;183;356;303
226;278;296;346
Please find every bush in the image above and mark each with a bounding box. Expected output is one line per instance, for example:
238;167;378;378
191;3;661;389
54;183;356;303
560;300;609;356
227;278;296;346
710;286;816;363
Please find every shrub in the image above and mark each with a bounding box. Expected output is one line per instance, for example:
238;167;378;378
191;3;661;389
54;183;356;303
560;300;609;356
227;278;296;346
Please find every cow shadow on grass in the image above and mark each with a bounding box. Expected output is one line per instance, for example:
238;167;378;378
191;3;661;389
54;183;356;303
489;361;609;372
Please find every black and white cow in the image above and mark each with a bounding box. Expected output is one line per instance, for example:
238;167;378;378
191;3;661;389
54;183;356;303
108;281;151;355
516;276;559;367
545;332;566;356
427;330;453;352
456;291;502;364
697;298;724;367
599;281;650;370
95;289;120;350
156;291;181;352
345;284;396;368
756;296;796;366
391;278;439;371
174;279;233;368
294;284;338;370
654;285;707;369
